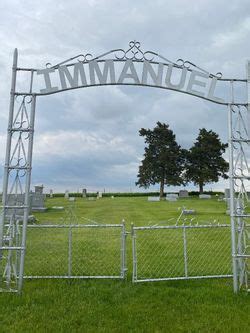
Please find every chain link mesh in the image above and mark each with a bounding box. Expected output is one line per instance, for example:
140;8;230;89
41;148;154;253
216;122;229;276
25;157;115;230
133;225;232;282
24;225;125;279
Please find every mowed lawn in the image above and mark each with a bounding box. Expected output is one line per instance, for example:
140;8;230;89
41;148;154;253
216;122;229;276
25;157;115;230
0;196;249;333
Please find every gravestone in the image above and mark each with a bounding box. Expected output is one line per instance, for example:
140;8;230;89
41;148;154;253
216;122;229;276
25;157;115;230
49;189;53;198
166;193;178;198
166;197;177;202
65;190;69;199
179;190;189;198
82;188;87;198
199;194;211;199
52;206;64;211
183;209;196;215
6;193;31;218
148;196;160;202
98;191;102;198
31;185;47;212
35;185;44;194
4;185;47;216
166;193;178;202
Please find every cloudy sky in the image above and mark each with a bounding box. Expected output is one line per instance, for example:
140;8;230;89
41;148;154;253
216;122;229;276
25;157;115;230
0;0;249;193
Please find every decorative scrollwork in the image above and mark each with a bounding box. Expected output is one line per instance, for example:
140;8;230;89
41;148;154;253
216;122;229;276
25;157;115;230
176;58;222;79
43;41;223;79
113;40;157;61
47;53;93;69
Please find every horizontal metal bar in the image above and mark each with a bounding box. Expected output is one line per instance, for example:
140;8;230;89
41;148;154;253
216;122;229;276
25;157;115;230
133;224;231;231
26;224;124;228
8;166;31;170
0;246;24;250
232;214;250;218
13;86;247;106
134;275;233;283
0;289;18;293
232;176;250;180
23;275;123;279
234;254;250;258
1;205;27;209
10;128;33;133
16;67;35;72
232;139;250;143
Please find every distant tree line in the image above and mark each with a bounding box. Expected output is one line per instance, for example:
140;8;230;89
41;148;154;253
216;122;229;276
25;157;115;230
136;122;229;197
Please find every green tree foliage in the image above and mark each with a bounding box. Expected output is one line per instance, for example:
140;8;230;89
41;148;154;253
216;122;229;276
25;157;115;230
136;122;184;198
185;128;229;194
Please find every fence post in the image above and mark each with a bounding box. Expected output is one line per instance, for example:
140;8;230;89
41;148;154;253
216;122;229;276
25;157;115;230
131;223;137;282
183;227;188;278
68;227;72;277
120;220;127;279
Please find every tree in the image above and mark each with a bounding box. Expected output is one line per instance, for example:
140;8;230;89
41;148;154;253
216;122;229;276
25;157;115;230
136;122;185;198
184;128;229;194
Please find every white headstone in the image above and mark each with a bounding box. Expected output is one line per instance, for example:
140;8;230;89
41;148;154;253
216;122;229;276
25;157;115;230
148;196;160;202
166;197;177;202
49;189;53;198
166;193;178;199
199;194;211;199
166;193;178;201
65;190;69;199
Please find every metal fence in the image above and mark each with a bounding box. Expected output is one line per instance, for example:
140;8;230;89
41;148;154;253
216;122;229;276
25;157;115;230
24;223;126;279
132;224;233;282
1;220;249;290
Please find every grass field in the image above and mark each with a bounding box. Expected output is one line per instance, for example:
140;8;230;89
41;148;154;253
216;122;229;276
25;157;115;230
0;196;249;332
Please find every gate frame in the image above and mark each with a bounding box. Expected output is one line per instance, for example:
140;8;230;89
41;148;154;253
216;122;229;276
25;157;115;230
23;223;127;280
132;223;240;283
0;41;249;293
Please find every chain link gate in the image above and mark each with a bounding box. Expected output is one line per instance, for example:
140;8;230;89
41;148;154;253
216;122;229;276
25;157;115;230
23;223;127;280
132;224;236;283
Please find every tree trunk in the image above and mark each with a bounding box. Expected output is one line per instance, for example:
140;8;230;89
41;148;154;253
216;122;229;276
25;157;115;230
199;182;204;194
160;180;164;199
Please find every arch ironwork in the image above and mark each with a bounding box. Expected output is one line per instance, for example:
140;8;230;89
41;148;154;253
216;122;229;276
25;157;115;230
0;41;249;293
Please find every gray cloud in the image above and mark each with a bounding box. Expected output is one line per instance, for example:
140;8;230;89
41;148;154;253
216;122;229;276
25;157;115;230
0;0;249;192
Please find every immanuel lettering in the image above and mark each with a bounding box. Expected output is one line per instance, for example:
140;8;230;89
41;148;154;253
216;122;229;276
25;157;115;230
37;59;224;103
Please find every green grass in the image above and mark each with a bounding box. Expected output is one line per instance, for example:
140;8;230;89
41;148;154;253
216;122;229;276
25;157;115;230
34;196;231;225
0;196;249;332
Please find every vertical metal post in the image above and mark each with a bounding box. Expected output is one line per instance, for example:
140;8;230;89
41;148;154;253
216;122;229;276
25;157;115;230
228;96;238;292
131;224;137;282
120;221;126;279
18;95;36;293
0;49;18;252
68;227;72;277
246;61;250;140
183;227;188;277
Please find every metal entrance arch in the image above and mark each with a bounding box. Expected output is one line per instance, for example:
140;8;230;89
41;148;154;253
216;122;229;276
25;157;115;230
0;41;249;293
